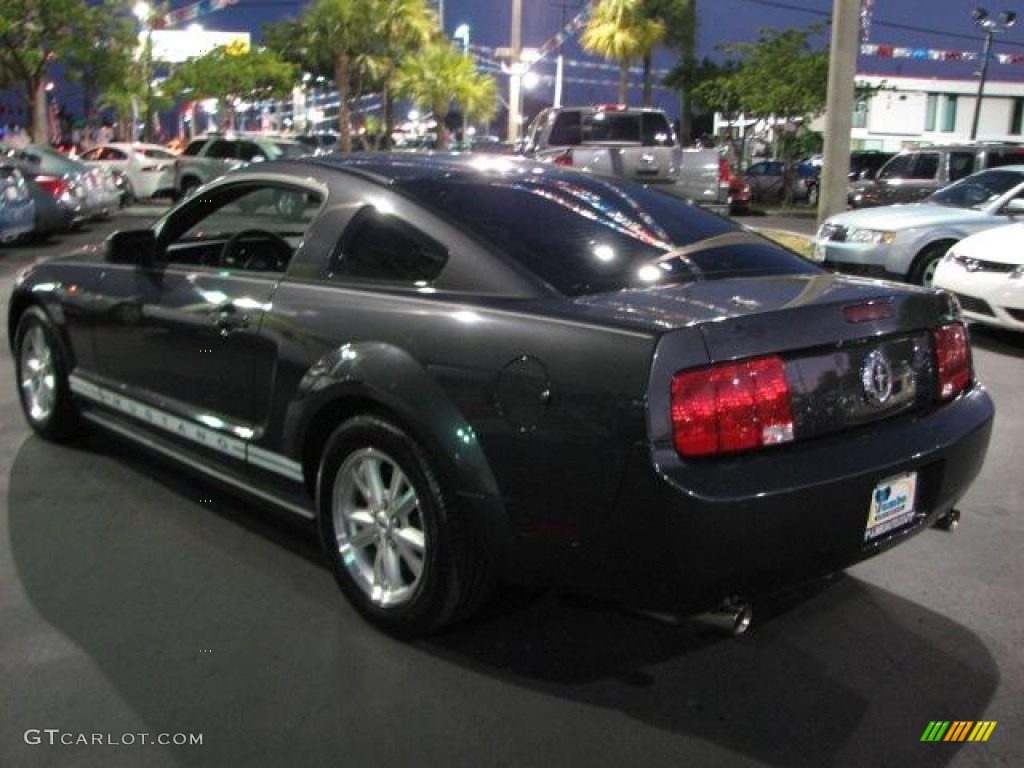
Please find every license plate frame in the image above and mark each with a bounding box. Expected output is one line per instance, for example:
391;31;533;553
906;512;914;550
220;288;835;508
865;472;918;542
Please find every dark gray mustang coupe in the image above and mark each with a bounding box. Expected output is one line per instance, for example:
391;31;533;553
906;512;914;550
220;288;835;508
9;154;993;635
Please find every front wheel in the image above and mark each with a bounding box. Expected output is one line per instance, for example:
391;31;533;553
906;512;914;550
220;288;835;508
317;415;492;635
14;307;80;441
910;242;952;286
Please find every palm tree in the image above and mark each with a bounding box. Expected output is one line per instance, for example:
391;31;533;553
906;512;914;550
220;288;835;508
642;0;697;121
363;0;439;144
395;40;497;150
581;0;665;105
303;0;373;152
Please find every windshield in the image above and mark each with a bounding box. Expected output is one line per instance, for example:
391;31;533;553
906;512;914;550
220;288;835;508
400;172;815;296
927;169;1024;209
272;142;308;159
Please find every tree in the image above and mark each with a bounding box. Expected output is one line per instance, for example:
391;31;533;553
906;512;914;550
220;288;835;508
0;0;98;142
300;0;373;152
641;0;695;111
581;0;665;105
366;0;438;144
63;0;138;129
718;25;829;202
394;40;497;150
161;44;296;131
643;0;696;134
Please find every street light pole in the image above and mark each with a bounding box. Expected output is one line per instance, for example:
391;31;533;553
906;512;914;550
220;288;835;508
507;0;523;144
134;1;154;142
970;7;1017;141
454;24;470;146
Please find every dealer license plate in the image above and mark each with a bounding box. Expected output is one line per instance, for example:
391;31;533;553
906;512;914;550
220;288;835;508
865;472;917;542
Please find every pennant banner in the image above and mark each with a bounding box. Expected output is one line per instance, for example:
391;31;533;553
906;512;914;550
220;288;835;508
861;42;1024;65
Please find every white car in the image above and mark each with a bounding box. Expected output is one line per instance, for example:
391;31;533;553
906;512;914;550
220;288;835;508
79;142;177;201
813;166;1024;285
933;221;1024;333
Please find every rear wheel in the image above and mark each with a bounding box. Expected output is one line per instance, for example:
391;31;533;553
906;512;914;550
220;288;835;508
14;307;79;441
806;183;819;206
317;415;492;635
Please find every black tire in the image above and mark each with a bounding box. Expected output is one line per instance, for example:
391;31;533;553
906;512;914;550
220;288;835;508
178;177;200;199
317;415;492;636
806;183;819;206
910;242;953;286
13;306;80;441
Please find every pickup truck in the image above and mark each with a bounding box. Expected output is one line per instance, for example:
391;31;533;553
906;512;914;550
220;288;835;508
522;105;730;210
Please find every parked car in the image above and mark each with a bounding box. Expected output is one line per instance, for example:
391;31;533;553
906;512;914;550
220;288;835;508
2;143;120;227
814;166;1024;285
933;221;1024;333
0;165;35;242
9;154;992;636
721;158;752;215
78;142;178;201
743;160;820;204
848;150;895;182
849;143;1024;208
173;133;308;198
522;105;730;209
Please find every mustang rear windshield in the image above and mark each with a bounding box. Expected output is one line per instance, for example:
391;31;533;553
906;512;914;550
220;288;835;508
401;174;815;296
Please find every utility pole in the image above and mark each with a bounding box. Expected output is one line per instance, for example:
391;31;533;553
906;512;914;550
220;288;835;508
507;0;523;144
551;0;580;108
818;0;860;225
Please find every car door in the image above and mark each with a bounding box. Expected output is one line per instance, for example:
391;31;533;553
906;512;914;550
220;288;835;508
91;179;323;436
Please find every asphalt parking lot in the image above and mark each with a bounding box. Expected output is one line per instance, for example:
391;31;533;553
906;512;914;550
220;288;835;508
1;211;1021;768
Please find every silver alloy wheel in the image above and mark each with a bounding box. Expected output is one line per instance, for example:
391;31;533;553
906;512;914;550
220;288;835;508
19;325;57;424
332;447;426;607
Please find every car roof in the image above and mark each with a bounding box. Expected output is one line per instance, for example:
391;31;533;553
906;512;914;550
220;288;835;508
293;152;585;186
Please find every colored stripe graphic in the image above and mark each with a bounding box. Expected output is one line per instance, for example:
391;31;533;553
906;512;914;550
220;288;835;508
944;721;973;741
921;720;997;742
968;722;997;742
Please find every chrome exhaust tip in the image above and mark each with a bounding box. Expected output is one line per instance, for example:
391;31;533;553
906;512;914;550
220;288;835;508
933;508;961;532
697;597;753;636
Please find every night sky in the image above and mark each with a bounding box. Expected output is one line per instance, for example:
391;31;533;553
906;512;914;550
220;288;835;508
202;0;1024;111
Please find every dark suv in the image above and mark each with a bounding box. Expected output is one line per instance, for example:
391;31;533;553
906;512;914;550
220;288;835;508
850;143;1024;208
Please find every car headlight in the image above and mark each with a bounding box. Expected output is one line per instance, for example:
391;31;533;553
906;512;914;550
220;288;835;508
847;228;897;244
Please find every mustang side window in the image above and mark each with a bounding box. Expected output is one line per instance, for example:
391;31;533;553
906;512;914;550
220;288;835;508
163;183;323;272
331;207;447;284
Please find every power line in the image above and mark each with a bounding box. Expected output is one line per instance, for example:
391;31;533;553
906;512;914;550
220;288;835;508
735;0;1024;50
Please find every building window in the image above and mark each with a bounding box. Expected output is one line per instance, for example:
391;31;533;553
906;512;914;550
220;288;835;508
942;95;958;133
1011;98;1024;135
925;94;938;131
852;99;869;129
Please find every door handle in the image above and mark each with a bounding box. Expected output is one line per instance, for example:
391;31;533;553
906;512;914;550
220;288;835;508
214;304;250;335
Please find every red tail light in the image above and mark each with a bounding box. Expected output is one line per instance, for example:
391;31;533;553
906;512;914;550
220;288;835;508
35;176;69;198
552;149;574;167
718;156;731;183
671;356;795;457
932;323;970;401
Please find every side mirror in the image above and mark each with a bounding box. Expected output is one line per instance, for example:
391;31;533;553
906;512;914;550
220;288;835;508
105;228;157;266
1004;198;1024;216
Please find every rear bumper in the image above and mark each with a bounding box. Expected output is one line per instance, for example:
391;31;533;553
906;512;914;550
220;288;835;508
574;386;994;613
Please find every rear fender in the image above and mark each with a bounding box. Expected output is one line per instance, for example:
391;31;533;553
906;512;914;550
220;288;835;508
287;341;512;559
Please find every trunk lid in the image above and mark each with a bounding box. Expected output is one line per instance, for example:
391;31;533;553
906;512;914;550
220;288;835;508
571;273;964;445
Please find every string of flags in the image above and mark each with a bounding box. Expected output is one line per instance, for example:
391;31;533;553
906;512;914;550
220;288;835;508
861;43;1024;65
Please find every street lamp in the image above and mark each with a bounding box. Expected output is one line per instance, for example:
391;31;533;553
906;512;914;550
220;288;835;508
133;1;154;142
970;7;1017;141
